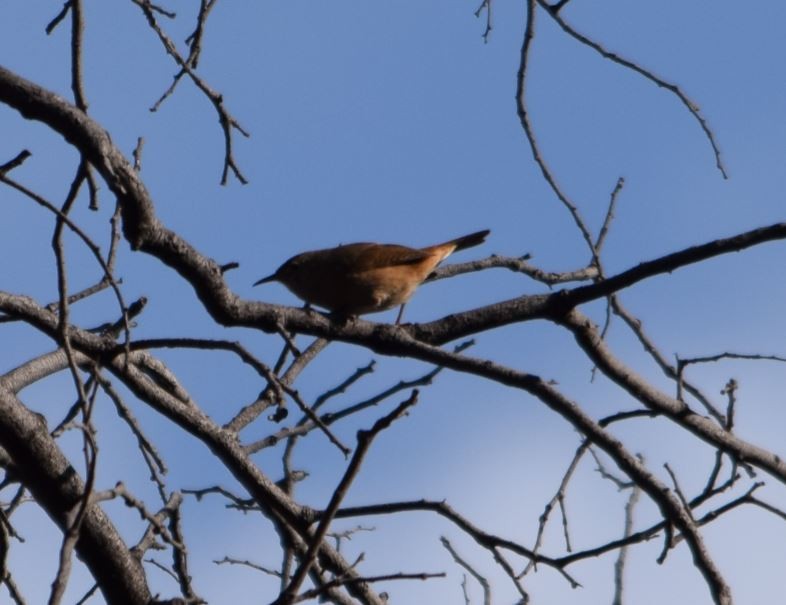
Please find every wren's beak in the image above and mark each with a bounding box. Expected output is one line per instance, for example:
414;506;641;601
253;273;278;287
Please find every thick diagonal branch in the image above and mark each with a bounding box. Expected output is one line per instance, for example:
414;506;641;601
0;384;152;604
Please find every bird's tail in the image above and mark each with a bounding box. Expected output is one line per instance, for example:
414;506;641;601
442;229;490;252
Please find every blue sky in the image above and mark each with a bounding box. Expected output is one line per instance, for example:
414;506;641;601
2;1;786;603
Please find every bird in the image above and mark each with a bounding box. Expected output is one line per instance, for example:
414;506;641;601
253;229;490;323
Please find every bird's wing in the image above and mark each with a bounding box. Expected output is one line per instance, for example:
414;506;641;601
331;243;432;272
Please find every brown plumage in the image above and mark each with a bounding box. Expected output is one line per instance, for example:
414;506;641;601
254;230;489;322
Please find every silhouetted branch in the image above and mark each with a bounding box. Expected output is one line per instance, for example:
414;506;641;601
131;0;249;184
274;390;420;604
441;537;491;605
536;0;728;178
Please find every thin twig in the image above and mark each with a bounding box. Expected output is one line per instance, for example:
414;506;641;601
428;254;598;286
681;352;786;367
292;571;445;603
73;583;99;605
226;338;329;432
334;499;579;587
274;391;420;605
48;408;99;605
474;0;493;42
596;177;625;252
45;1;71;35
538;0;727;178
95;373;168;498
516;0;598;257
0;173;130;346
612;481;641;605
441;537;491;605
4;572;27;605
0;150;31;174
132;0;249;184
214;556;282;577
612;296;725;424
524;440;588;575
168;495;202;602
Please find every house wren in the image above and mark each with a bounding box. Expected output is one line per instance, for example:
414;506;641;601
253;229;490;322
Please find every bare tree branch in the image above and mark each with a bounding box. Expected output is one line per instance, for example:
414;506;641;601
274;390;420;604
0;6;781;602
130;0;249;184
612;480;641;605
441;537;492;605
537;0;728;178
